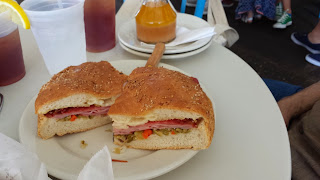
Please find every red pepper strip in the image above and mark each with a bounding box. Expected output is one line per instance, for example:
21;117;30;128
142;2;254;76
142;129;153;139
112;159;128;163
191;77;199;84
70;115;77;121
171;130;176;135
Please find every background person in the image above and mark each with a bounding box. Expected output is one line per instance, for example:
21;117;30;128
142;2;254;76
265;79;320;179
235;0;276;24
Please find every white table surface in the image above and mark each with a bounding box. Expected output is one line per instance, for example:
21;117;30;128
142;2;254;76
0;0;291;179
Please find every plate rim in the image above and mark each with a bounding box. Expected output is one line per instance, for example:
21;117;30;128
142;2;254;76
19;60;217;180
119;39;213;60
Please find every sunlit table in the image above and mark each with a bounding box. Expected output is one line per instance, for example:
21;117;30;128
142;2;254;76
0;0;291;179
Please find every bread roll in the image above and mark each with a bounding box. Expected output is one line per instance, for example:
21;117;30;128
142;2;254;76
35;61;127;139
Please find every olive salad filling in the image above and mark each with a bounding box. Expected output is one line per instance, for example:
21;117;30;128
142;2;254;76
114;128;192;143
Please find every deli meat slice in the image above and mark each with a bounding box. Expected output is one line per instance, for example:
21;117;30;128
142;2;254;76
45;105;110;119
114;119;197;135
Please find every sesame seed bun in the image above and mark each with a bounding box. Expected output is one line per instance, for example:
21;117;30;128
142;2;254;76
35;61;128;115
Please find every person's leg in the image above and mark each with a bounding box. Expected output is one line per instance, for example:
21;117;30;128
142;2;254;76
246;10;254;23
291;19;320;66
275;0;283;20
281;0;291;14
308;20;320;44
291;19;320;54
235;0;255;23
273;0;292;29
263;78;303;101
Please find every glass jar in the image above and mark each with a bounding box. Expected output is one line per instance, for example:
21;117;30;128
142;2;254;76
135;0;176;44
84;0;116;52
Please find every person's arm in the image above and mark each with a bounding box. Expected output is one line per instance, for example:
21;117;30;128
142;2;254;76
278;81;320;126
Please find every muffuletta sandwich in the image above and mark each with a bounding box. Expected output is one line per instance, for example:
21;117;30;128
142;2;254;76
108;66;215;150
35;61;127;139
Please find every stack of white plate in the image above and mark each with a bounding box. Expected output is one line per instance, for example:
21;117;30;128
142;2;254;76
118;13;213;60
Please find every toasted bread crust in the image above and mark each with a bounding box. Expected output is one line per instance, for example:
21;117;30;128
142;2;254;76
109;67;215;145
35;61;127;114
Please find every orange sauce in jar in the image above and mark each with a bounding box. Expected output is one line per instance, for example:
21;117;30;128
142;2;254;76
135;1;176;44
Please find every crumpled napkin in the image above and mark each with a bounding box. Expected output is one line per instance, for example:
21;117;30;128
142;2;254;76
0;133;50;180
141;26;216;47
77;146;114;180
0;133;114;180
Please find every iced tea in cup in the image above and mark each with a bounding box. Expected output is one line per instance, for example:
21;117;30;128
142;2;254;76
20;0;87;75
84;0;116;52
0;11;26;86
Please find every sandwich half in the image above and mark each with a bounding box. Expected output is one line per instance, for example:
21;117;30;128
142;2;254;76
108;67;215;150
35;61;127;139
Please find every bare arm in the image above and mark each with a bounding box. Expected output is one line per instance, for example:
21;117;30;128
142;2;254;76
278;81;320;126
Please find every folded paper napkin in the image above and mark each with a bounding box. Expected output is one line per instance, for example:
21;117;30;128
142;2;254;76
0;133;50;180
78;146;114;180
0;133;114;180
141;26;216;48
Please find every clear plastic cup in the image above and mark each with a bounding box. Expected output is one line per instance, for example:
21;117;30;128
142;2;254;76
0;11;26;86
20;0;87;75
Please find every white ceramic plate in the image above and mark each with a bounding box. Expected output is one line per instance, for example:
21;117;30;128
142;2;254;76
19;60;216;180
119;40;212;60
118;13;212;54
